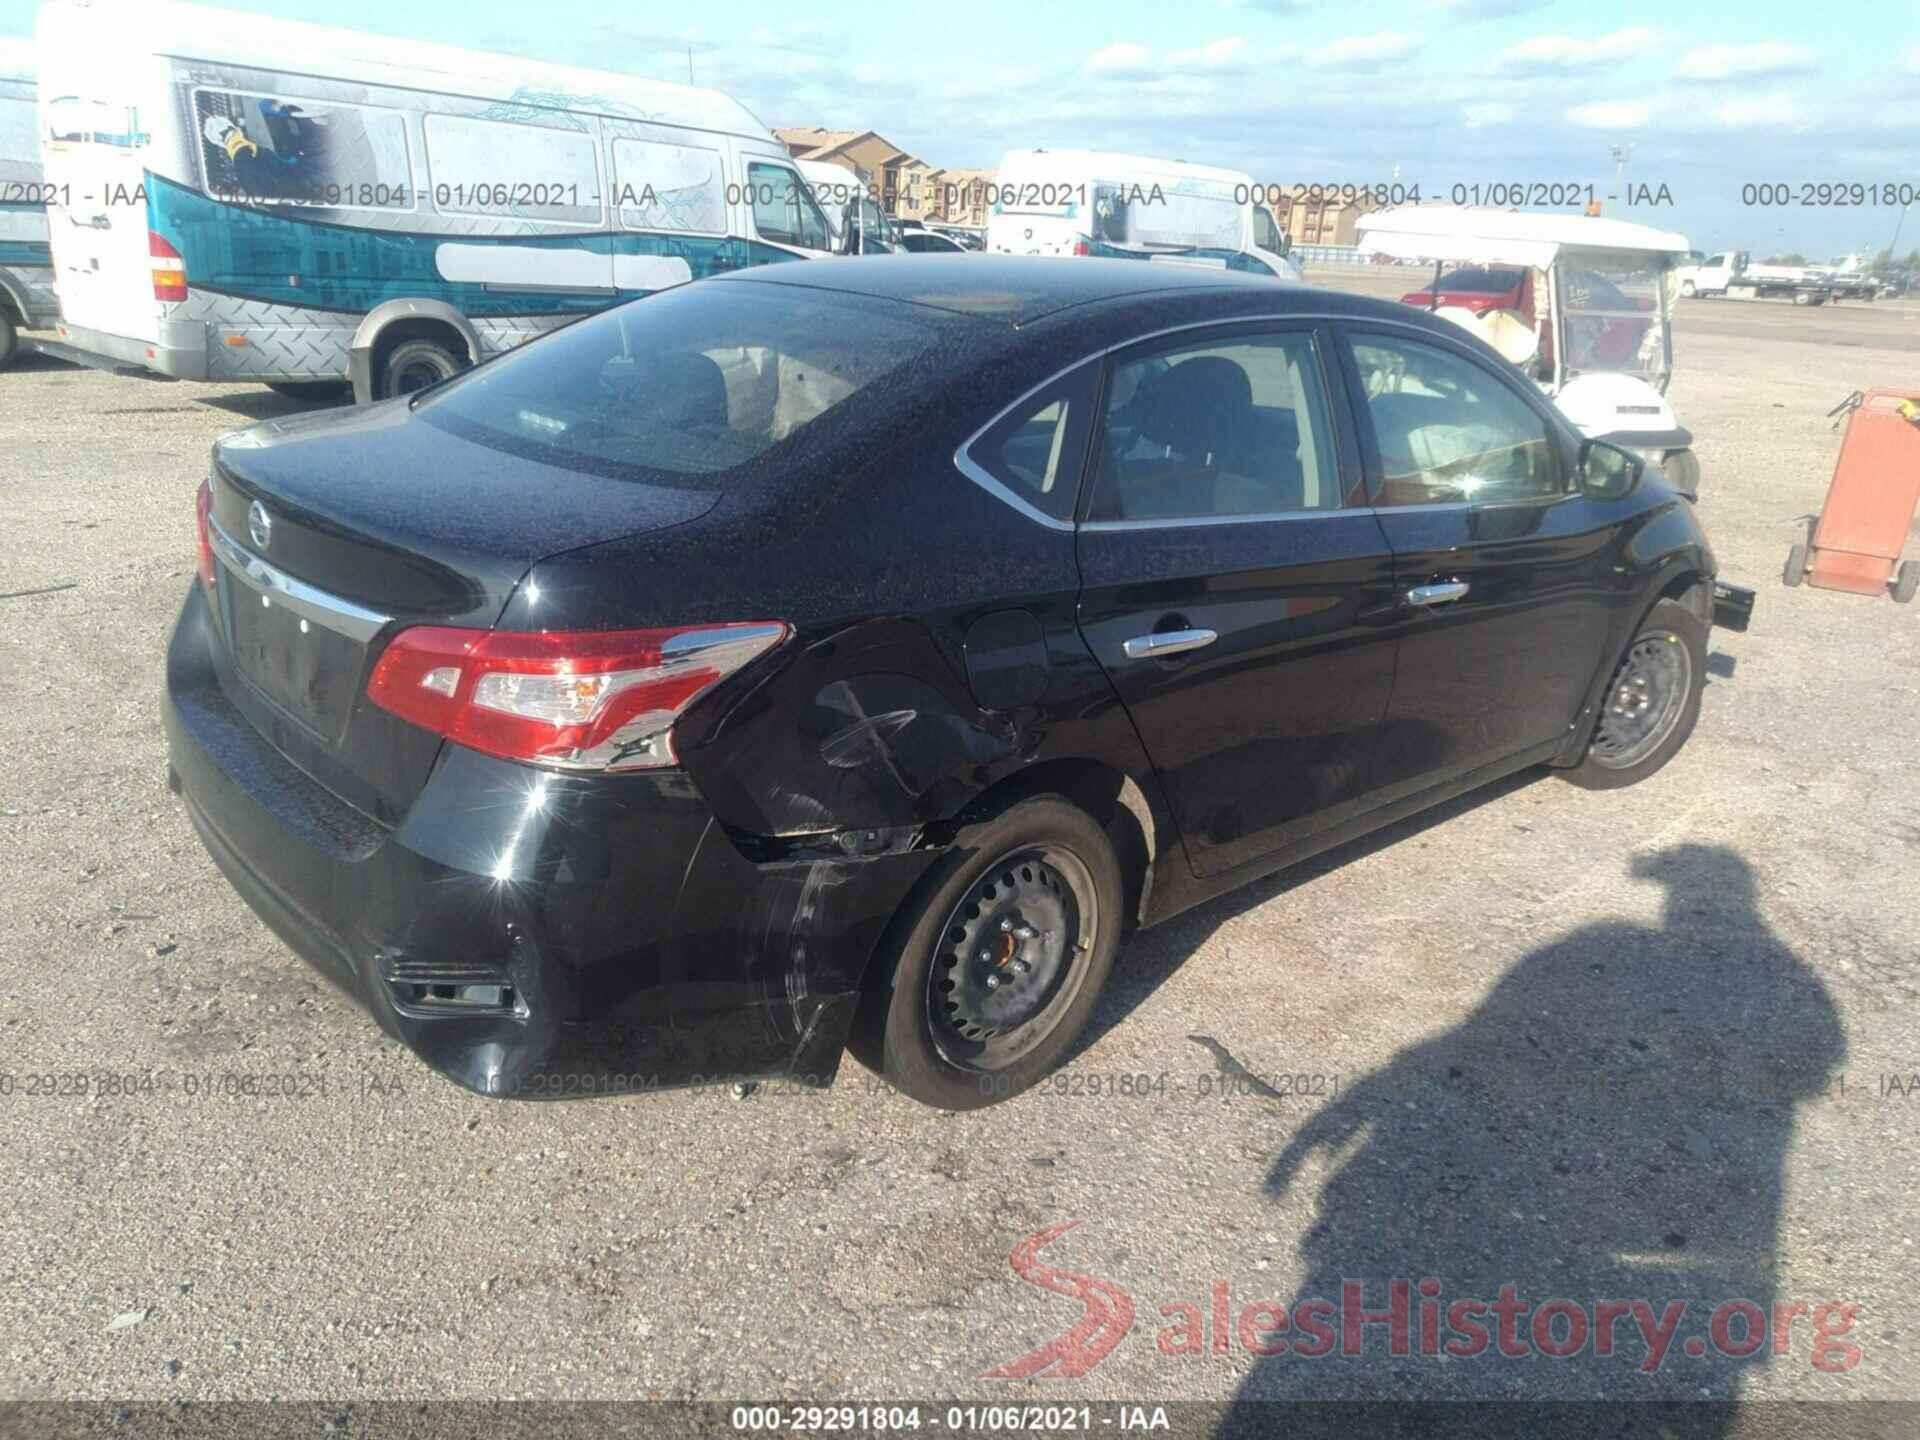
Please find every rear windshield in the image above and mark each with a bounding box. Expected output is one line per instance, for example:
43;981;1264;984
1436;267;1525;293
417;282;942;481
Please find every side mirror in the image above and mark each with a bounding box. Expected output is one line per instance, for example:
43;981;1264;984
1578;438;1643;500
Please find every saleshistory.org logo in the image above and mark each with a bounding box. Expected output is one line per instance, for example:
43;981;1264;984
982;1223;1864;1379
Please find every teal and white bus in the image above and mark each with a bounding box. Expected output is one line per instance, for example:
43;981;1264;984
2;60;58;368
36;0;841;399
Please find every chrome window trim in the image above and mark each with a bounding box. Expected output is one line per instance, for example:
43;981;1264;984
208;513;392;644
1081;508;1355;533
952;306;1581;532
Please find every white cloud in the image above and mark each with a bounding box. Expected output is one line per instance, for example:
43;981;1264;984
1434;0;1551;16
1308;33;1419;69
1709;96;1808;129
1462;101;1516;129
1673;42;1814;80
1085;42;1154;76
1566;101;1651;129
1167;38;1250;69
1497;27;1653;69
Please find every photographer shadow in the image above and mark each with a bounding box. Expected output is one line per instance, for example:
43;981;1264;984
1220;844;1847;1435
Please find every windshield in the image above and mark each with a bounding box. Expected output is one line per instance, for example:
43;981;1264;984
1555;249;1669;386
417;283;942;481
1435;266;1525;294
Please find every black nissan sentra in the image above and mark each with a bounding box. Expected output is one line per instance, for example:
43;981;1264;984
165;256;1742;1110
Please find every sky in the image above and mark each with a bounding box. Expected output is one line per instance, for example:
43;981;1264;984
2;0;1915;259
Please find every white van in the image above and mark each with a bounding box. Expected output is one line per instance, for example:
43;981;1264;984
985;148;1301;281
35;0;840;400
796;158;897;254
1;61;59;366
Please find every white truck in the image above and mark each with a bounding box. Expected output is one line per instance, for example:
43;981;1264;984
1676;251;1830;305
1808;254;1879;301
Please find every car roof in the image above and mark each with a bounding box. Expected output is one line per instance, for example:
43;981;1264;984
714;255;1292;325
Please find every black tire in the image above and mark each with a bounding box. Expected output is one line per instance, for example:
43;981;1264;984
848;794;1124;1110
1783;542;1808;588
1563;599;1707;791
265;380;352;403
1679;280;1696;298
0;307;17;370
1894;561;1918;605
377;337;464;399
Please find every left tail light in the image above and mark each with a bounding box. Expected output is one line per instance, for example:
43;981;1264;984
150;230;187;302
194;477;216;589
366;622;790;772
1071;239;1091;256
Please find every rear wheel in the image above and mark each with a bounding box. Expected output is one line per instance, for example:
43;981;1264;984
1894;561;1918;605
0;308;17;369
1679;280;1696;298
848;795;1123;1110
1563;599;1706;791
377;337;465;399
1784;542;1808;587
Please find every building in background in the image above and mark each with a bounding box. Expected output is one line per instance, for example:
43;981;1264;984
1266;185;1384;247
927;167;993;227
774;127;934;222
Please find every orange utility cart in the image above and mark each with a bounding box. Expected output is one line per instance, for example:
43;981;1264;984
1785;390;1920;603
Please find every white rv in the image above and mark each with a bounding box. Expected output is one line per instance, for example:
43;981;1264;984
1;58;58;367
35;0;840;400
984;148;1301;281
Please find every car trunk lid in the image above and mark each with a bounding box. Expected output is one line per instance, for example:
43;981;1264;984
204;400;719;818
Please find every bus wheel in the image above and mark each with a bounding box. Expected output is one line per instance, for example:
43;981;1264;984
378;338;465;399
0;309;17;370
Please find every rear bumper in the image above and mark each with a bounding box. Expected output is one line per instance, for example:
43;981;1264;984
163;582;919;1098
52;317;208;379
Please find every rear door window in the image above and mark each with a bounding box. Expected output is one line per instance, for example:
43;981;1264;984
1089;329;1342;522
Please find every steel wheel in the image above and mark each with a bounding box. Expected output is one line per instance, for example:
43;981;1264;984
927;843;1099;1074
1589;632;1693;770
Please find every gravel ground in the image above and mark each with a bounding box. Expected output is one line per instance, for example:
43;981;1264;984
0;287;1915;1421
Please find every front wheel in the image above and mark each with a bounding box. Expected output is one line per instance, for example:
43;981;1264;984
1680;280;1696;298
848;794;1123;1110
0;308;17;369
1562;599;1707;791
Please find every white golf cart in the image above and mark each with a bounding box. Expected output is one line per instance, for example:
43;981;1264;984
1357;206;1700;497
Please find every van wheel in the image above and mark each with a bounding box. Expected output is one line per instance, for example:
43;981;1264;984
1679;280;1696;298
378;338;465;399
848;794;1123;1110
0;309;17;369
1563;599;1707;791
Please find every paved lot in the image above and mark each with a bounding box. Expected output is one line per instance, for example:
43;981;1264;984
0;284;1916;1420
